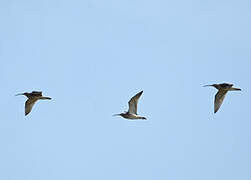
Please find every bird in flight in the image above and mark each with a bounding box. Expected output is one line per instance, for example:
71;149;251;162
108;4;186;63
114;91;147;120
16;91;52;116
204;83;241;113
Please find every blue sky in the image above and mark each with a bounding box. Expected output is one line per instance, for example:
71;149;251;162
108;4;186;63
0;0;251;179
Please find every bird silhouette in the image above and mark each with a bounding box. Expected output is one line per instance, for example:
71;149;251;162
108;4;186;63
114;91;146;120
204;83;241;113
16;91;52;116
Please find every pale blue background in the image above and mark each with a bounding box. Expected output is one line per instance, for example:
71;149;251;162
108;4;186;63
0;0;250;179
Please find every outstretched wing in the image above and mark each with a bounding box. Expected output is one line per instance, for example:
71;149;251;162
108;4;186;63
128;91;143;115
25;98;38;116
214;90;228;113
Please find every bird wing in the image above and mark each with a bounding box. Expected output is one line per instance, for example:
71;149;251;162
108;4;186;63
214;90;228;113
25;98;38;116
128;91;143;115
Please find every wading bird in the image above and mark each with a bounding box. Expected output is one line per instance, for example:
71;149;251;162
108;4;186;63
16;91;52;116
114;91;147;120
204;83;241;113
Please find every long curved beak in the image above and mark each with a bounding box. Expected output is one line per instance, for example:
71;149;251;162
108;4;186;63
113;114;121;116
15;93;25;96
203;85;213;87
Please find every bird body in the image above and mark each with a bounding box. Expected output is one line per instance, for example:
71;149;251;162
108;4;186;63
114;91;146;120
16;91;51;116
204;83;241;113
114;112;146;120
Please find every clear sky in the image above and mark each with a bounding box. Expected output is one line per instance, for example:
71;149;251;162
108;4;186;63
0;0;251;179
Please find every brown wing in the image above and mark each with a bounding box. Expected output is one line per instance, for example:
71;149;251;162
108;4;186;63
25;98;38;116
214;90;228;113
128;91;143;115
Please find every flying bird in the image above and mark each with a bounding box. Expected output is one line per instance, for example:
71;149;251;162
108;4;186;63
204;83;241;113
114;91;147;120
16;91;52;116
